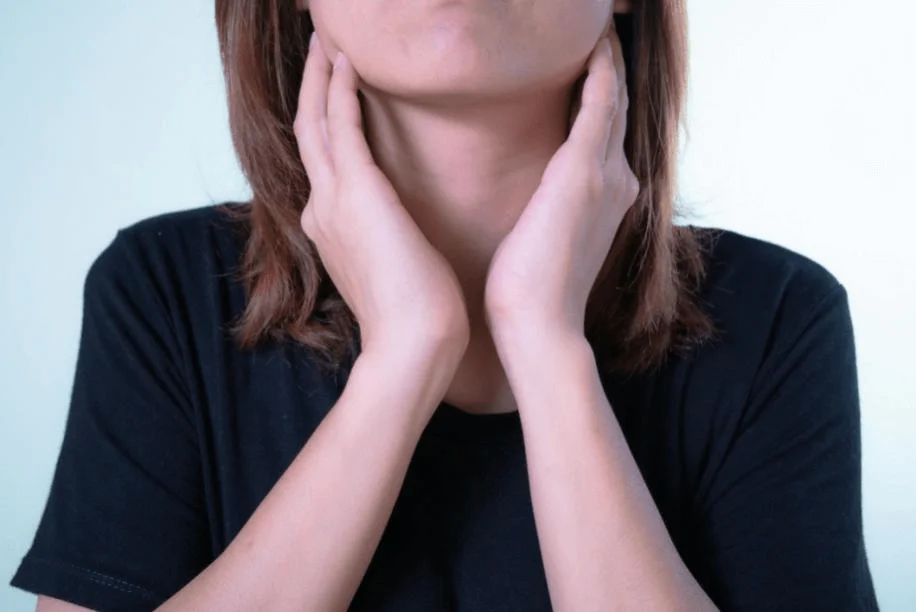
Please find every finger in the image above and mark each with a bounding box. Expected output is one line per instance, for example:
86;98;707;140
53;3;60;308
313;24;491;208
295;32;334;186
605;26;629;160
326;51;376;177
301;197;319;240
568;36;619;160
567;73;586;135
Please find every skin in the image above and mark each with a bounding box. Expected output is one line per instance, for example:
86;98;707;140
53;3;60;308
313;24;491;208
39;0;718;609
299;1;716;607
304;0;634;415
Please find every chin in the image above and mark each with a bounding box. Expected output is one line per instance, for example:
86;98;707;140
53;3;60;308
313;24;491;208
359;57;551;105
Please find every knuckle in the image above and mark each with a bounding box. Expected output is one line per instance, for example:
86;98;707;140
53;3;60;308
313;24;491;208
623;171;641;201
292;114;308;140
294;126;316;155
300;205;317;238
301;196;329;240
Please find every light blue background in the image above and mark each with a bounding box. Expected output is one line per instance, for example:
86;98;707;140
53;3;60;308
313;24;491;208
2;0;914;609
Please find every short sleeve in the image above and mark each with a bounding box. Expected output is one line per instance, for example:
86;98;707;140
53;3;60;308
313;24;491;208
9;230;211;611
692;283;879;610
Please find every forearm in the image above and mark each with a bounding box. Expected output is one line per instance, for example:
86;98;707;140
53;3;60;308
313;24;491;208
496;327;715;612
157;340;460;612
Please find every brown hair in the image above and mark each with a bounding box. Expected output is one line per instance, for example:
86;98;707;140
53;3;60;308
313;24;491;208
214;0;718;377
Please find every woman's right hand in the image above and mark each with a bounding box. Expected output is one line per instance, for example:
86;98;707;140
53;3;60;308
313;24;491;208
294;33;470;358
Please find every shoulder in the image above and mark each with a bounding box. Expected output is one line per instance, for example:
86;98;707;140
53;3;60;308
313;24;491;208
694;226;848;346
699;226;846;308
84;202;250;333
102;202;246;269
89;202;247;285
670;226;852;403
646;228;860;483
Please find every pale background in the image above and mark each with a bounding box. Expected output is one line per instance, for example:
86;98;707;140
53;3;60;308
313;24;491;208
1;0;914;609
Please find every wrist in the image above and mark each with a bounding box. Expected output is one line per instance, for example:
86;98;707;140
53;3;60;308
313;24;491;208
493;319;591;377
363;302;470;359
489;314;584;359
356;328;467;413
493;329;597;418
363;315;469;367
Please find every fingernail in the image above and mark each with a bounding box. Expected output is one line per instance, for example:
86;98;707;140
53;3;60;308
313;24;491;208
333;51;345;71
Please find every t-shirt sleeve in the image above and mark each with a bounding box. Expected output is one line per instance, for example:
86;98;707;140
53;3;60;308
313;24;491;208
9;230;211;611
693;282;879;610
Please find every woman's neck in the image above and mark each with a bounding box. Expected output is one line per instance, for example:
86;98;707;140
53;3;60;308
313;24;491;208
357;80;578;414
360;81;575;315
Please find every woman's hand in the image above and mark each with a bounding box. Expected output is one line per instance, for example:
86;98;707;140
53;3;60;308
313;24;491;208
483;28;639;340
294;34;470;357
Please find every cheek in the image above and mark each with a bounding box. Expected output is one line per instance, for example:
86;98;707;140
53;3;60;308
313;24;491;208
529;4;611;69
308;1;369;60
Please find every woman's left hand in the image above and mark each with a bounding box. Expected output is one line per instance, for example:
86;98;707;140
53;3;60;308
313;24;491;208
484;27;639;339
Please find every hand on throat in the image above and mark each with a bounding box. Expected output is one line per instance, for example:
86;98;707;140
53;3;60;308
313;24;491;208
356;80;576;415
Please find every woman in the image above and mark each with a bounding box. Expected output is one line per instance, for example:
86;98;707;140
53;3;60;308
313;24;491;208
10;0;877;610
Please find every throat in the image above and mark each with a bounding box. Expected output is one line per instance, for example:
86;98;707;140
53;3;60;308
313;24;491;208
442;326;517;416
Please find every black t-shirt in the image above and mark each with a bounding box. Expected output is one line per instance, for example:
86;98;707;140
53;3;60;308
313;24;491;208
10;203;877;611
